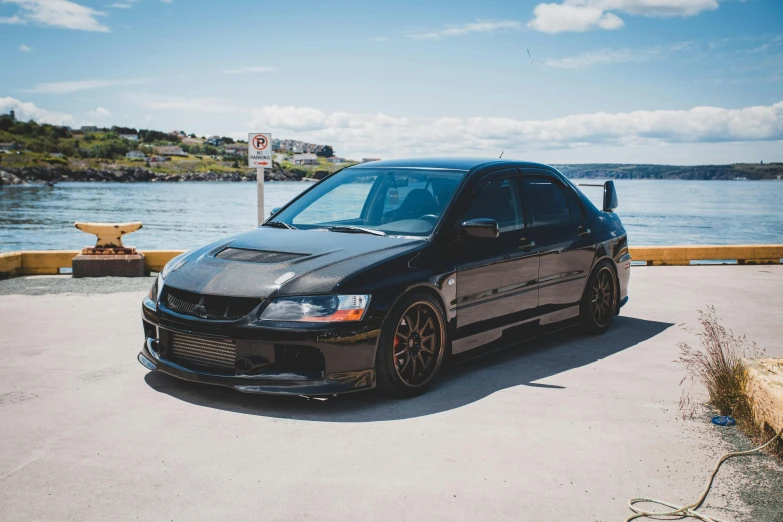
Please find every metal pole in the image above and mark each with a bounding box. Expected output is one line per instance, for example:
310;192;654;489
257;166;264;225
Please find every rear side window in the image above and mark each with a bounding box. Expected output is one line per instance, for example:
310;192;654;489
523;176;572;225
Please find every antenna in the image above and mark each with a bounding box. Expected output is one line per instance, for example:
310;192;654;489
527;48;541;64
499;151;504;158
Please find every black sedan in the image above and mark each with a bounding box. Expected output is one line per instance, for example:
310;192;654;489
139;158;630;397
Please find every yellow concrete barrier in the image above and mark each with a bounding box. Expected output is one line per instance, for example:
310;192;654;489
0;250;185;276
21;250;81;275
0;252;22;278
630;245;783;266
142;250;185;272
0;245;781;277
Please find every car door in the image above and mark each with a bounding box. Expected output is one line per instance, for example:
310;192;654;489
519;170;594;317
452;169;540;354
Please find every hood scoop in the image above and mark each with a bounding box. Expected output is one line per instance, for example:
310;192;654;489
214;247;308;264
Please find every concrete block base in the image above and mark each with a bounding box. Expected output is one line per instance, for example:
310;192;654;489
743;358;783;434
72;253;146;278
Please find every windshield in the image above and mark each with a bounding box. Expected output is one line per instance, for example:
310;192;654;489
270;168;466;237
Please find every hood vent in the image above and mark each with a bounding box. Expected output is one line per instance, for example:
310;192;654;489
215;247;307;264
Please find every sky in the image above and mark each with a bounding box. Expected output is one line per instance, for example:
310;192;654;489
1;0;782;164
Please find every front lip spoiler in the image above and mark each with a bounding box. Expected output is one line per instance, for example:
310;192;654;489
138;339;375;396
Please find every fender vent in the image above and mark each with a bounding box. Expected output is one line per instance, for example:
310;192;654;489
215;247;306;264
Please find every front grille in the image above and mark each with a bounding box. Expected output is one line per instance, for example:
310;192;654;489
215;247;307;264
169;332;236;374
164;286;262;321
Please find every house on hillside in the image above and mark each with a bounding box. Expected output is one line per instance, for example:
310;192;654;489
126;150;146;160
149;155;170;163
153;145;186;156
224;144;247;156
119;134;139;141
80;126;98;133
206;135;222;146
293;153;318;165
327;157;347;164
0;143;17;151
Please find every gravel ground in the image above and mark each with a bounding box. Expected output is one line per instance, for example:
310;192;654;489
707;417;783;522
0;275;155;295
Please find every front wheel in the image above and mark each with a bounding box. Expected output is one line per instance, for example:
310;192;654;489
375;293;447;397
580;261;617;334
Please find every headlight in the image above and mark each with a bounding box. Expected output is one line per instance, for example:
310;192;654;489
260;295;370;322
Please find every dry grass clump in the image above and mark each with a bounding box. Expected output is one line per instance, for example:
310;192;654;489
678;306;782;457
678;306;764;423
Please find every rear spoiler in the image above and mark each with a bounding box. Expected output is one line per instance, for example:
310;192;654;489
576;180;618;213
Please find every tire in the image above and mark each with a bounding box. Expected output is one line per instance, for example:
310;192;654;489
580;260;618;335
375;292;447;398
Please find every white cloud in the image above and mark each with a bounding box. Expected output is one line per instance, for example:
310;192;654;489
0;14;24;24
544;41;692;68
125;94;243;114
220;66;277;75
18;43;32;51
238;100;783;158
106;3;132;8
0;0;110;32
529;0;720;33
406;20;522;40
23;77;151;94
0;96;75;126
87;106;112;119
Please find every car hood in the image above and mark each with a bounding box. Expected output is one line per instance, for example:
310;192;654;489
163;227;425;298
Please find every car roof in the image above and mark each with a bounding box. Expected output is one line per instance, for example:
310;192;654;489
349;157;555;172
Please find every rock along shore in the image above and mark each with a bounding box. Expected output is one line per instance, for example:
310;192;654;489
0;165;311;184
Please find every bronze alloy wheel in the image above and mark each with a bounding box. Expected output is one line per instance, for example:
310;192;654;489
392;300;444;387
590;266;616;328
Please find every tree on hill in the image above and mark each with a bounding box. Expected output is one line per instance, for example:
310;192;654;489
112;126;138;135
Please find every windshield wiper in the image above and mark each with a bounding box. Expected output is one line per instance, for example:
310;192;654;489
264;221;297;230
326;225;386;236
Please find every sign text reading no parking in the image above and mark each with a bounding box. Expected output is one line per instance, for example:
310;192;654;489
248;133;272;167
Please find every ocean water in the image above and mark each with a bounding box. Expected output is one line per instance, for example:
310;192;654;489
1;179;782;251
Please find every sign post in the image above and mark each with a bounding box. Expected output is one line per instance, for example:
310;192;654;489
248;133;272;225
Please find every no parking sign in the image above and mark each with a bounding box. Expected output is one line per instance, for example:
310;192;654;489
248;133;272;167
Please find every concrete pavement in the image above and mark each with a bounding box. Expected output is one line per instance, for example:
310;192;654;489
1;266;782;521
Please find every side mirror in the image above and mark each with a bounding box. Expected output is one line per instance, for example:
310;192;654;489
461;218;499;239
603;181;618;212
269;207;282;217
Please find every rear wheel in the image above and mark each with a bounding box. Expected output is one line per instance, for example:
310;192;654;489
375;293;446;397
580;261;617;334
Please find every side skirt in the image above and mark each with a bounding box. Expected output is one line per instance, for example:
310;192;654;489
450;305;580;364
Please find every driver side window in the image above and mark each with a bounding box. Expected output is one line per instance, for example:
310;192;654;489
463;177;524;232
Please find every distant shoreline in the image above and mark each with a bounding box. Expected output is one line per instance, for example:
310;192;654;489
1;162;782;185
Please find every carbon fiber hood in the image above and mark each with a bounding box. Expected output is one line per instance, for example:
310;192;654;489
163;227;425;298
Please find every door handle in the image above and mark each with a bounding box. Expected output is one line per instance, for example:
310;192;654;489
519;238;536;251
577;226;591;237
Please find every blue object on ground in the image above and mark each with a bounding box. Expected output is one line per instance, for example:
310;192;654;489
711;416;736;426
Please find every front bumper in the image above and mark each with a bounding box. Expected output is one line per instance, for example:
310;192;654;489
139;299;380;396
